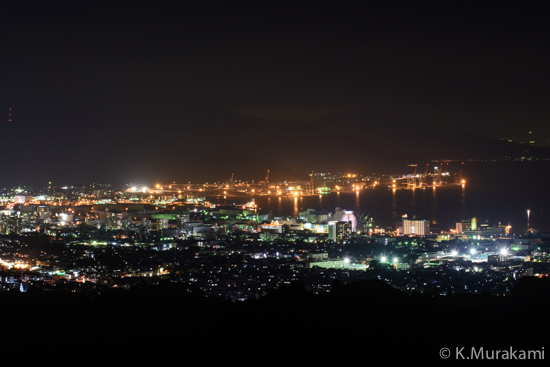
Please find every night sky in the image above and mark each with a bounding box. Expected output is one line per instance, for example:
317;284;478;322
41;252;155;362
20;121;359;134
2;1;549;186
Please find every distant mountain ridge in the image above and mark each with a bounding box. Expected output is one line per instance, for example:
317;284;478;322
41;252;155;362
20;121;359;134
1;106;547;187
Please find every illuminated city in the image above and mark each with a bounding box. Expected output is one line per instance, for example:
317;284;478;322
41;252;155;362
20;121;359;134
1;167;548;301
3;0;550;361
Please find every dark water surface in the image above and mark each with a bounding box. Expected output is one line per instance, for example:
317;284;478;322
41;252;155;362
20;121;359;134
210;161;550;233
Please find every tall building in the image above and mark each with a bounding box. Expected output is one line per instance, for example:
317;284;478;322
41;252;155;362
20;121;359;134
334;207;356;231
402;219;430;236
299;208;333;223
456;217;480;233
334;207;345;222
328;221;352;242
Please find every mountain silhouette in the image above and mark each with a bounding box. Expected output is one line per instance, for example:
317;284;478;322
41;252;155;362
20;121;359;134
1;106;546;187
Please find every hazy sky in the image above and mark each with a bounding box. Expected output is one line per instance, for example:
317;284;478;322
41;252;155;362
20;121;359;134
1;1;549;186
3;1;549;136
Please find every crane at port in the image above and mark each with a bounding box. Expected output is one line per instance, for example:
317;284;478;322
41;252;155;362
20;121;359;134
419;163;429;187
260;170;270;190
305;171;315;195
406;164;418;189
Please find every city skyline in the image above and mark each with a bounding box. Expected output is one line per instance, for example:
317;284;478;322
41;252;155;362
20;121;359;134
1;2;549;358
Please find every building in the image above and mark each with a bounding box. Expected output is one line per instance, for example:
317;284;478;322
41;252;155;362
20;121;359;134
299;208;333;223
305;258;367;270
14;195;32;204
333;207;357;232
259;223;283;233
334;207;345;222
340;211;357;232
463;225;505;239
328;221;352;242
402;219;430;236
457;217;506;239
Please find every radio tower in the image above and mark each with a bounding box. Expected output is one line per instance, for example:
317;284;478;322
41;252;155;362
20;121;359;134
8;107;13;123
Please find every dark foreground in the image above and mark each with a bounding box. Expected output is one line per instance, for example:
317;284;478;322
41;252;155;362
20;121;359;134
2;276;549;363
